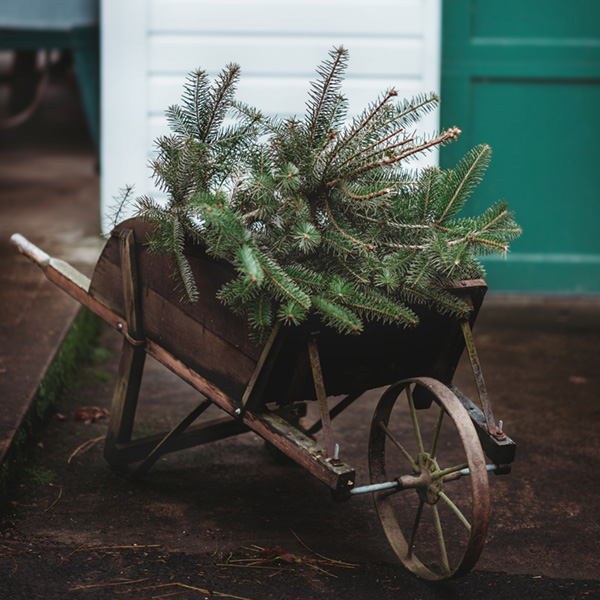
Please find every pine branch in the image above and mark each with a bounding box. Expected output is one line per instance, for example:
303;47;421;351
182;69;210;141
326;127;461;187
169;216;198;303
105;185;136;235
202;63;241;143
238;244;264;285
322;88;399;175
256;254;312;311
118;51;520;341
312;296;363;333
438;144;490;221
324;196;374;253
307;46;348;142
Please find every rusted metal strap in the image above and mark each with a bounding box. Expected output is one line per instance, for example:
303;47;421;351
460;320;505;440
123;331;145;347
306;390;363;436
241;321;282;410
307;333;337;459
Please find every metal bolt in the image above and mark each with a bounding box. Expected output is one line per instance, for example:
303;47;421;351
498;419;504;432
117;322;123;331
334;444;340;460
234;408;241;416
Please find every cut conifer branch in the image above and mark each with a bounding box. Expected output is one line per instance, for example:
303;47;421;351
117;46;521;342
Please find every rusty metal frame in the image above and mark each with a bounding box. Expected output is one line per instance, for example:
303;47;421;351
460;319;505;440
307;332;338;459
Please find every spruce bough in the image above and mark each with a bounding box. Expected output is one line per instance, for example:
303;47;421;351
119;47;521;343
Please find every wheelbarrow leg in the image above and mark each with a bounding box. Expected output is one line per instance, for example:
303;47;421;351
104;229;146;467
104;341;146;466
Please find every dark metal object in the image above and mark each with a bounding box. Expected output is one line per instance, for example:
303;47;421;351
451;386;516;465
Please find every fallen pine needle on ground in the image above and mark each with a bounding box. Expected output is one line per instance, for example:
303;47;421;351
59;544;162;566
111;581;255;599
216;532;357;579
69;577;150;591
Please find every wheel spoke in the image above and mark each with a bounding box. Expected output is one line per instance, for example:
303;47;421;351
436;462;469;479
438;491;472;533
406;386;425;454
432;504;451;575
407;498;425;558
430;406;445;458
378;421;418;472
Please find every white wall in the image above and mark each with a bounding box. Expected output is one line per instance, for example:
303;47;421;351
101;0;441;233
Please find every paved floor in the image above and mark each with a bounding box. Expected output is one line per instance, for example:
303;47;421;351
1;71;599;599
0;68;102;478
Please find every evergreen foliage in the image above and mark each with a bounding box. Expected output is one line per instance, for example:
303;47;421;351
116;47;521;343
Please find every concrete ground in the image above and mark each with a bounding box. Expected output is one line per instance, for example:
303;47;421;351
1;69;599;599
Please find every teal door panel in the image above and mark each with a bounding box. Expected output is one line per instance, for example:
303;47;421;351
441;0;600;293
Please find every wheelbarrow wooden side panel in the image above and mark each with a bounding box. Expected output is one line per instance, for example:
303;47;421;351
89;219;264;403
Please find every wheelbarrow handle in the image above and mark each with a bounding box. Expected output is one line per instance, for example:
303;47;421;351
10;233;122;332
10;233;51;267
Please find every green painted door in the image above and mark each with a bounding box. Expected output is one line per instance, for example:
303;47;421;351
441;0;600;293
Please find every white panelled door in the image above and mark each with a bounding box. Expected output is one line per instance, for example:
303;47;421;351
101;0;441;232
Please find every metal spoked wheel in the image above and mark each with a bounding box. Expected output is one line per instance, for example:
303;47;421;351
369;377;490;580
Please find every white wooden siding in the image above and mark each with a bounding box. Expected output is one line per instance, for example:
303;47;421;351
101;0;441;232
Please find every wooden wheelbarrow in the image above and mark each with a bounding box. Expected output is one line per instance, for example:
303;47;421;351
11;218;516;580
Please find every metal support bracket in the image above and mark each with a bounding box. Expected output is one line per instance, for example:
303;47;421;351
307;332;338;459
460;320;505;440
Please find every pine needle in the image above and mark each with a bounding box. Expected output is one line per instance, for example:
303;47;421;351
290;530;358;568
69;578;150;591
58;544;162;567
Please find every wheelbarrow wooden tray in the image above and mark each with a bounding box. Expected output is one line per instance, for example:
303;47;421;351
90;219;486;405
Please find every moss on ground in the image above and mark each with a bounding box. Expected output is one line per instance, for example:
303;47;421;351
0;307;102;508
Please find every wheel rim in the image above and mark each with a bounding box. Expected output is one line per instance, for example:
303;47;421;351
368;377;490;580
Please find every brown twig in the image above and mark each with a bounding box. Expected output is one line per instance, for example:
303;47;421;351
67;435;106;463
44;484;62;512
69;577;150;591
0;544;19;577
114;581;254;599
217;536;357;581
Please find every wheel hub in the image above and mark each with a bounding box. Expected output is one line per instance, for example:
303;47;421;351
415;452;443;505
